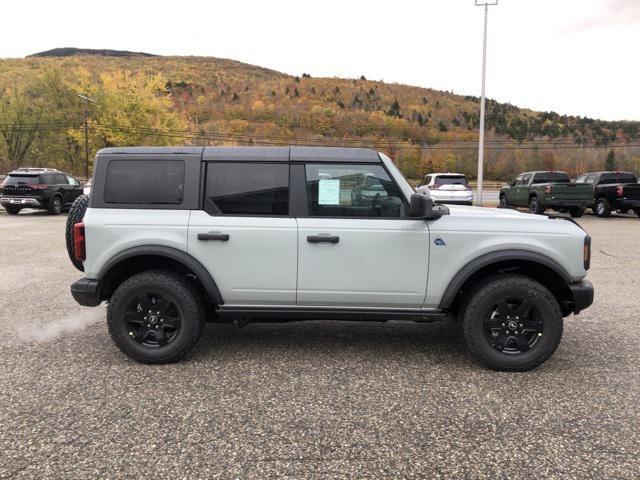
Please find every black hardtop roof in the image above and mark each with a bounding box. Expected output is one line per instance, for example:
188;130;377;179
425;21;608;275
96;146;381;163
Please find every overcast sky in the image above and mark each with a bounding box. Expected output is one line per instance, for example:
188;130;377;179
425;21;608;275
1;0;638;121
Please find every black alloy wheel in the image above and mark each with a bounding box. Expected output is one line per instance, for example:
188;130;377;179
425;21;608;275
125;293;182;347
483;299;543;354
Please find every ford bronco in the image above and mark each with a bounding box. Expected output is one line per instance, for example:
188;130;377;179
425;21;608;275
69;147;593;371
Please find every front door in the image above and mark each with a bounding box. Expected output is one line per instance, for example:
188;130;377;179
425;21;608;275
188;162;298;306
296;163;430;308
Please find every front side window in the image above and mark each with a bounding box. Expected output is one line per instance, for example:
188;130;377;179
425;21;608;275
66;175;79;185
305;163;408;218
205;162;289;216
520;174;531;185
104;160;185;204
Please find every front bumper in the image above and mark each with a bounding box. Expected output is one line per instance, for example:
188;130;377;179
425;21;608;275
568;279;594;314
0;196;42;207
70;278;101;307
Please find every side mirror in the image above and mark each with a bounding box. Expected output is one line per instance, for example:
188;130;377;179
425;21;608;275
410;193;445;220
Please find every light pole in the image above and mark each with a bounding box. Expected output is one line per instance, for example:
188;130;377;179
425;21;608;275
77;94;96;180
475;0;498;207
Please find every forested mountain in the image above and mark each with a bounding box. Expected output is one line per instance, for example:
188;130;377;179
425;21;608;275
1;51;638;180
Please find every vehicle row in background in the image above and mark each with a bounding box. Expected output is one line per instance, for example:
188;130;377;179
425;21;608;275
500;170;640;218
416;173;473;205
0;168;84;215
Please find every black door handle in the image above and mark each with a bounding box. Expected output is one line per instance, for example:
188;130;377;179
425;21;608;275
198;232;230;241
307;234;339;244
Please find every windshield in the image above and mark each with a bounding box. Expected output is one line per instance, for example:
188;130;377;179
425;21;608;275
2;174;40;186
435;175;468;186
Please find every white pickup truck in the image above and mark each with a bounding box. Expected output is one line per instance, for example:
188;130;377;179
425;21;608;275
68;146;593;371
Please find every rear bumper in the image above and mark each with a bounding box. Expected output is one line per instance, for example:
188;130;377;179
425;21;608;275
70;278;101;307
546;199;594;209
0;196;43;207
614;199;640;210
568;279;594;314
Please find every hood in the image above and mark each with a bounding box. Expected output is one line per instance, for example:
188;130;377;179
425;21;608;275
445;205;529;218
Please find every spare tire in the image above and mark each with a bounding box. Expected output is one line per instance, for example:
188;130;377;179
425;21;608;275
66;194;89;271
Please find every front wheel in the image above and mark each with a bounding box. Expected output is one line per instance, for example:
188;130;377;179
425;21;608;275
499;195;507;207
460;274;563;371
569;207;585;218
107;270;205;364
48;196;63;215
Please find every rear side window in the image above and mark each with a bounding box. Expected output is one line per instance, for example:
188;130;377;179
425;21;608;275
104;160;185;204
204;163;289;216
532;172;570;184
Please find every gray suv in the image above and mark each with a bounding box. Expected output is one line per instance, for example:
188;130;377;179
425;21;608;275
69;146;593;371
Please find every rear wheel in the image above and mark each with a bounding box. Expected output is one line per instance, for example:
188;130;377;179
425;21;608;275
48;196;62;215
460;274;563;371
569;207;585;218
529;196;544;215
107;270;205;364
4;206;21;215
65;194;89;271
594;197;611;217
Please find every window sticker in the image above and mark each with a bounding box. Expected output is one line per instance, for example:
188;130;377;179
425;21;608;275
318;179;340;205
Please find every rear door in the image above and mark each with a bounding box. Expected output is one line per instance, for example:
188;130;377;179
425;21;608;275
296;162;430;308
64;175;83;204
188;161;298;306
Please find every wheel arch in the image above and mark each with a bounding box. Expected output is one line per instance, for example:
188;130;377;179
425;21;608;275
439;250;576;317
96;245;223;305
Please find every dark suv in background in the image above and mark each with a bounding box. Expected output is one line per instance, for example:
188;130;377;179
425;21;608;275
0;168;83;215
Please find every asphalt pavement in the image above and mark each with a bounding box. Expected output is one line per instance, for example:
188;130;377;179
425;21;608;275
0;209;638;479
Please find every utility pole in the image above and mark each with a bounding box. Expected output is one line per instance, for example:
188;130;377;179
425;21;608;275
77;94;96;180
475;0;498;206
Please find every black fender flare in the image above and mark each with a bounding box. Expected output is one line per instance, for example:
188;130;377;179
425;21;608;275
438;249;573;310
97;245;224;304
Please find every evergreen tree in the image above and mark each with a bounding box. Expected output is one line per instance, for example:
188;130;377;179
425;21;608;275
387;99;401;118
438;121;448;132
605;150;616;170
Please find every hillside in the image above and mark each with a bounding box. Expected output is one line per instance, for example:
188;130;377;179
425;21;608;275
0;52;638;179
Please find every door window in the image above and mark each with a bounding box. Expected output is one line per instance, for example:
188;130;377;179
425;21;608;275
305;164;408;218
66;175;80;185
204;162;289;216
520;174;531;185
104;160;185;205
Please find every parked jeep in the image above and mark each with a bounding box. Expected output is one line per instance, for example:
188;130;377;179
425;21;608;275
499;171;593;217
69;147;593;371
1;168;83;215
574;171;640;218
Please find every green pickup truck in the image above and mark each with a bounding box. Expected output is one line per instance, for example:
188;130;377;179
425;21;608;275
499;171;594;217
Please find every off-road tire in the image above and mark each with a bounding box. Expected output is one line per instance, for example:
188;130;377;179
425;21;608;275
4;206;21;215
499;194;507;207
529;196;544;215
460;274;563;372
594;197;611;218
569;207;585;218
48;195;63;215
65;194;89;271
107;270;205;364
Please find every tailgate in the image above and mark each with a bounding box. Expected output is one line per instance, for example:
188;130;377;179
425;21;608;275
549;183;593;200
622;184;640;201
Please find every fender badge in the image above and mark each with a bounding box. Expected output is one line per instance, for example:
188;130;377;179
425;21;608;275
434;236;447;246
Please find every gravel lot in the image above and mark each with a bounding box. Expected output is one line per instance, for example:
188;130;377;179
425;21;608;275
0;209;638;479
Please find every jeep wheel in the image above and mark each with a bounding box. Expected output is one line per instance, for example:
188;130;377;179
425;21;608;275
48;196;63;215
499;194;506;207
460;274;563;371
4;206;21;215
528;196;544;215
569;207;585;218
65;194;89;271
107;270;205;364
594;198;611;217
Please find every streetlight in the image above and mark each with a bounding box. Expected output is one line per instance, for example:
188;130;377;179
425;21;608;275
475;0;498;207
77;94;96;180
